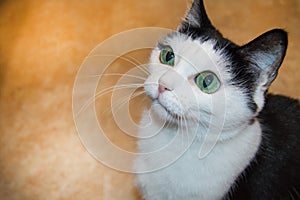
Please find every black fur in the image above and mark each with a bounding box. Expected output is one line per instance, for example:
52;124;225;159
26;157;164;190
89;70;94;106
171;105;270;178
179;0;300;198
179;0;288;115
226;95;300;200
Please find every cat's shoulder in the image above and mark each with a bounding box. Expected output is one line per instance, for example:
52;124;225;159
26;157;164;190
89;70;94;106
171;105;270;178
263;94;300;114
227;94;300;200
258;94;300;167
259;94;300;131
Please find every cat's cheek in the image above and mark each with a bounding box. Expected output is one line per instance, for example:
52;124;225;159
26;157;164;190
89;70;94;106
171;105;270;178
152;101;169;120
144;80;159;100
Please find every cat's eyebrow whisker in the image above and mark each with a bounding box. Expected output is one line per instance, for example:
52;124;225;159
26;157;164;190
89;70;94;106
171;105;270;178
136;64;151;76
82;73;147;81
119;55;150;76
85;53;150;75
116;54;151;76
120;54;143;66
124;62;150;77
93;53;142;68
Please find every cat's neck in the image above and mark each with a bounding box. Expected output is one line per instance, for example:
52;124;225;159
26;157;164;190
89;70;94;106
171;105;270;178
137;112;262;199
200;120;256;142
168;117;259;144
139;111;262;154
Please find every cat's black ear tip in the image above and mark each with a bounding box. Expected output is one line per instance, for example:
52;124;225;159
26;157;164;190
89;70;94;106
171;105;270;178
268;29;288;47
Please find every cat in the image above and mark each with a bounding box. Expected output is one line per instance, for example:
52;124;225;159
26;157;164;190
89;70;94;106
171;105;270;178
134;0;300;200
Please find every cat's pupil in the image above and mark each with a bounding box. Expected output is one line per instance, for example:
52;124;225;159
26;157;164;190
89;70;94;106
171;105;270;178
203;74;214;88
166;51;174;62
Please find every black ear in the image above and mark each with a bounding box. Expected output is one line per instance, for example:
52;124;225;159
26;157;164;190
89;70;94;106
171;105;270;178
239;29;288;87
178;0;213;31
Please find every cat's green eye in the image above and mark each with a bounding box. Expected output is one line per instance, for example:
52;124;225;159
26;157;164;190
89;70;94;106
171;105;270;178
160;46;175;66
194;71;221;94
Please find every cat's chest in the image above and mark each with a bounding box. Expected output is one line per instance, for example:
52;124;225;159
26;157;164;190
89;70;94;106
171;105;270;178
135;121;261;200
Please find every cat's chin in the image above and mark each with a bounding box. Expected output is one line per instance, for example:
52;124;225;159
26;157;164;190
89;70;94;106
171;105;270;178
151;100;200;127
152;100;181;122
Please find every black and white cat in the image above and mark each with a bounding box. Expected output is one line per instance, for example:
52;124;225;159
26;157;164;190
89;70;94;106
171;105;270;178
134;0;300;199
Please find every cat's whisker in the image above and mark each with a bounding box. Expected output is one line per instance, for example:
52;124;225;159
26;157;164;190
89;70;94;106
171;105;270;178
181;115;189;147
115;54;150;75
136;0;298;198
120;54;143;66
102;89;145;115
184;115;193;142
175;114;185;147
88;53;142;68
259;142;276;161
136;64;151;76
140;94;150;105
81;73;147;81
95;84;144;113
292;186;300;199
187;107;213;117
186;110;203;126
96;83;144;97
177;116;183;146
84;53;150;75
111;53;150;76
75;83;144;117
105;90;146;115
289;192;295;200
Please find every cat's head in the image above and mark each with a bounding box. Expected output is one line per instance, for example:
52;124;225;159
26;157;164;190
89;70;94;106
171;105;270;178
144;0;287;138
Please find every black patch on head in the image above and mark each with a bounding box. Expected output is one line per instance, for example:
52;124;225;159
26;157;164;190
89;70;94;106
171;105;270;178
223;44;260;113
180;27;229;49
178;25;261;113
179;0;213;30
180;28;287;114
177;0;287;114
227;48;260;91
178;0;235;51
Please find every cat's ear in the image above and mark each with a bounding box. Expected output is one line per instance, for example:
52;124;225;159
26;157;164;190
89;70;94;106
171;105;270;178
237;29;287;112
239;29;288;89
178;0;213;31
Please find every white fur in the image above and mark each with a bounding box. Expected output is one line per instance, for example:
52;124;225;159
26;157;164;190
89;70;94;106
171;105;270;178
251;52;278;114
134;34;262;200
135;116;261;200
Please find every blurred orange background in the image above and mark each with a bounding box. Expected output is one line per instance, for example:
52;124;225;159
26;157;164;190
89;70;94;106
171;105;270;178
0;0;299;199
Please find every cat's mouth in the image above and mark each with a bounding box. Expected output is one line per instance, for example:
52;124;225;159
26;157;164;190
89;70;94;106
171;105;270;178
153;99;182;120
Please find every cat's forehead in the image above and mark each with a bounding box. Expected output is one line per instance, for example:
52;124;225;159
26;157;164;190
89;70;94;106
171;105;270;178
156;32;230;77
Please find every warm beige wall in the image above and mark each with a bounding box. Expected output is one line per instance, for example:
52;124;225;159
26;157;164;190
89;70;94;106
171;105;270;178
0;0;299;199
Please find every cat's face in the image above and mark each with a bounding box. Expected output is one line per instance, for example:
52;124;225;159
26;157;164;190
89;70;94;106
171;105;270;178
145;34;251;133
144;0;287;139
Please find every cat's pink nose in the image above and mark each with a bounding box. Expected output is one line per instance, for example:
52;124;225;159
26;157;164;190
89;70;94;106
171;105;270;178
158;84;171;94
